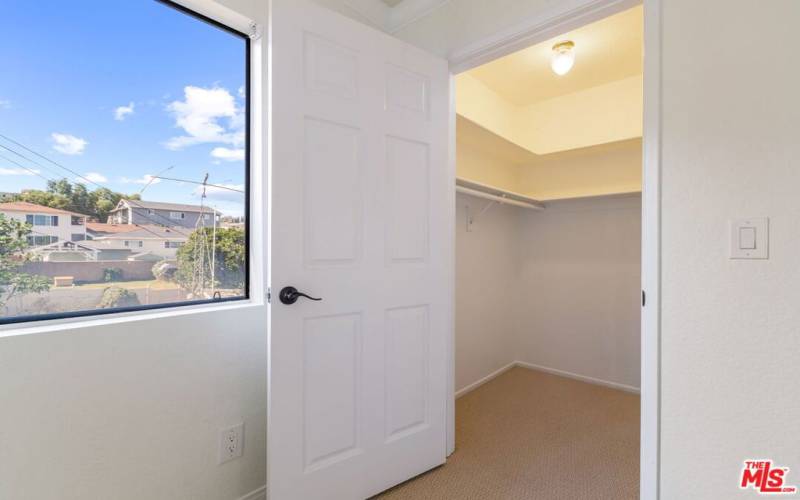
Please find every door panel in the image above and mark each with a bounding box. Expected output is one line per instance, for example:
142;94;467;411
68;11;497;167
303;313;362;472
269;1;451;499
384;305;429;441
303;118;363;266
386;136;430;264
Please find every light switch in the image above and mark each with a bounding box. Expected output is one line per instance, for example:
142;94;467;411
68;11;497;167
730;218;768;259
739;227;756;250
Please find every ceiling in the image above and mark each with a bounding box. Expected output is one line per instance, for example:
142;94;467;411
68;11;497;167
456;115;640;167
322;0;449;32
466;5;643;106
456;115;643;200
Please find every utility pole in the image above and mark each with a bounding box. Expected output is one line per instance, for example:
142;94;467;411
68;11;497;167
211;204;217;297
192;173;210;298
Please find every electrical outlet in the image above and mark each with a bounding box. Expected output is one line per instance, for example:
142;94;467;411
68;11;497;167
219;422;244;464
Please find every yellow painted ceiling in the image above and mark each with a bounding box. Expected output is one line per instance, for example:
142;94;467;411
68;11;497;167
456;115;642;200
457;115;640;168
466;5;643;106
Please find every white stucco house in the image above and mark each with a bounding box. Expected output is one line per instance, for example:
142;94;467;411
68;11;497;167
84;222;188;261
0;201;88;246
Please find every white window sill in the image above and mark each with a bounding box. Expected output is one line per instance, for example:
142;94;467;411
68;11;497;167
0;297;266;339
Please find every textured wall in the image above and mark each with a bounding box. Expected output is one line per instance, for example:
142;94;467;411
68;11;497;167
659;0;800;497
455;192;520;392
456;192;641;393
515;195;641;390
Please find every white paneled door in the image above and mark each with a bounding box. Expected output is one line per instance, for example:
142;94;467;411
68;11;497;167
269;1;451;499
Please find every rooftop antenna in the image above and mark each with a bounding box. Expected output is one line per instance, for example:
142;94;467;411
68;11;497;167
139;165;174;195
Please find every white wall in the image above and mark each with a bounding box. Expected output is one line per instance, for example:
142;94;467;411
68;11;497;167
659;1;800;498
515;195;641;390
0;1;268;499
455;193;519;392
0;307;267;500
456;192;641;394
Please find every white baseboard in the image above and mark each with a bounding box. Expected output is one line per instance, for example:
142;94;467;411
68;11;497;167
237;485;266;500
514;361;640;394
455;362;516;398
456;361;640;399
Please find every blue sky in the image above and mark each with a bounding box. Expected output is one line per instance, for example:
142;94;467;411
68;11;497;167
0;0;247;217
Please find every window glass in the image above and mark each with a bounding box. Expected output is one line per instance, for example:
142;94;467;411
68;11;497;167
0;0;249;323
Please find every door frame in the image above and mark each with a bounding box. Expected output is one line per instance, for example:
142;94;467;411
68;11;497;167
444;1;662;499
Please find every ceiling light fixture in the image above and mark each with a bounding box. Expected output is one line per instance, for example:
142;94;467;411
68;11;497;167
551;41;575;76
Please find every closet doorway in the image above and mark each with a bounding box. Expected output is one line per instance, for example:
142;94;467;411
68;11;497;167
379;4;645;499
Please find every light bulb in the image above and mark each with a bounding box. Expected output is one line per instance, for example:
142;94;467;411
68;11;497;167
551;41;575;76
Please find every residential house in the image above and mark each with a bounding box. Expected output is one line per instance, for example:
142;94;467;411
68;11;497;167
0;201;88;246
84;222;189;261
108;199;219;229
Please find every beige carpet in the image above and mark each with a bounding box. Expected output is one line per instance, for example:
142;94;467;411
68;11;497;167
374;367;640;500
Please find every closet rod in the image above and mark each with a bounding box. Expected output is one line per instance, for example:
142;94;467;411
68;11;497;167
456;186;545;211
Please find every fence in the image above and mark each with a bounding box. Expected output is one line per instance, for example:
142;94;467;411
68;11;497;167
3;287;187;317
20;260;160;283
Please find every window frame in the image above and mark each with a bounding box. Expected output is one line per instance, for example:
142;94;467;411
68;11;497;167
0;0;251;326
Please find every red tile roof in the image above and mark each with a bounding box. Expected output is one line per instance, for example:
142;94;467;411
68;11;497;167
0;201;87;216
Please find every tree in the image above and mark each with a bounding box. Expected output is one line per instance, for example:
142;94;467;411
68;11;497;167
0;214;51;309
175;227;245;295
11;178;141;222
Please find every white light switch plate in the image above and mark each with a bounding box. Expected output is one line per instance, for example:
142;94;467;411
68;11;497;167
730;217;768;259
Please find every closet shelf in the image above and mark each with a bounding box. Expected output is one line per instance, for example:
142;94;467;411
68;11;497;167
456;177;545;211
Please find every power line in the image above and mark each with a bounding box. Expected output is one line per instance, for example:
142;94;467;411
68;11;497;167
153;175;245;193
0;151;54;183
0;133;197;238
0;133;102;189
0;142;66;180
139;165;174;195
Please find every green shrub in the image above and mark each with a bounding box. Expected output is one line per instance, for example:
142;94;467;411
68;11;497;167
98;286;140;309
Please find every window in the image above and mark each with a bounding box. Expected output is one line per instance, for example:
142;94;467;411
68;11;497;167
26;214;58;226
0;1;249;324
26;235;58;246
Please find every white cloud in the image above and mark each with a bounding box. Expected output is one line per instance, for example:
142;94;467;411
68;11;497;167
194;183;244;202
84;172;108;183
211;147;245;162
114;102;135;121
0;100;10;110
51;133;87;155
0;167;39;176
238;85;245;98
121;174;161;185
164;86;244;151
